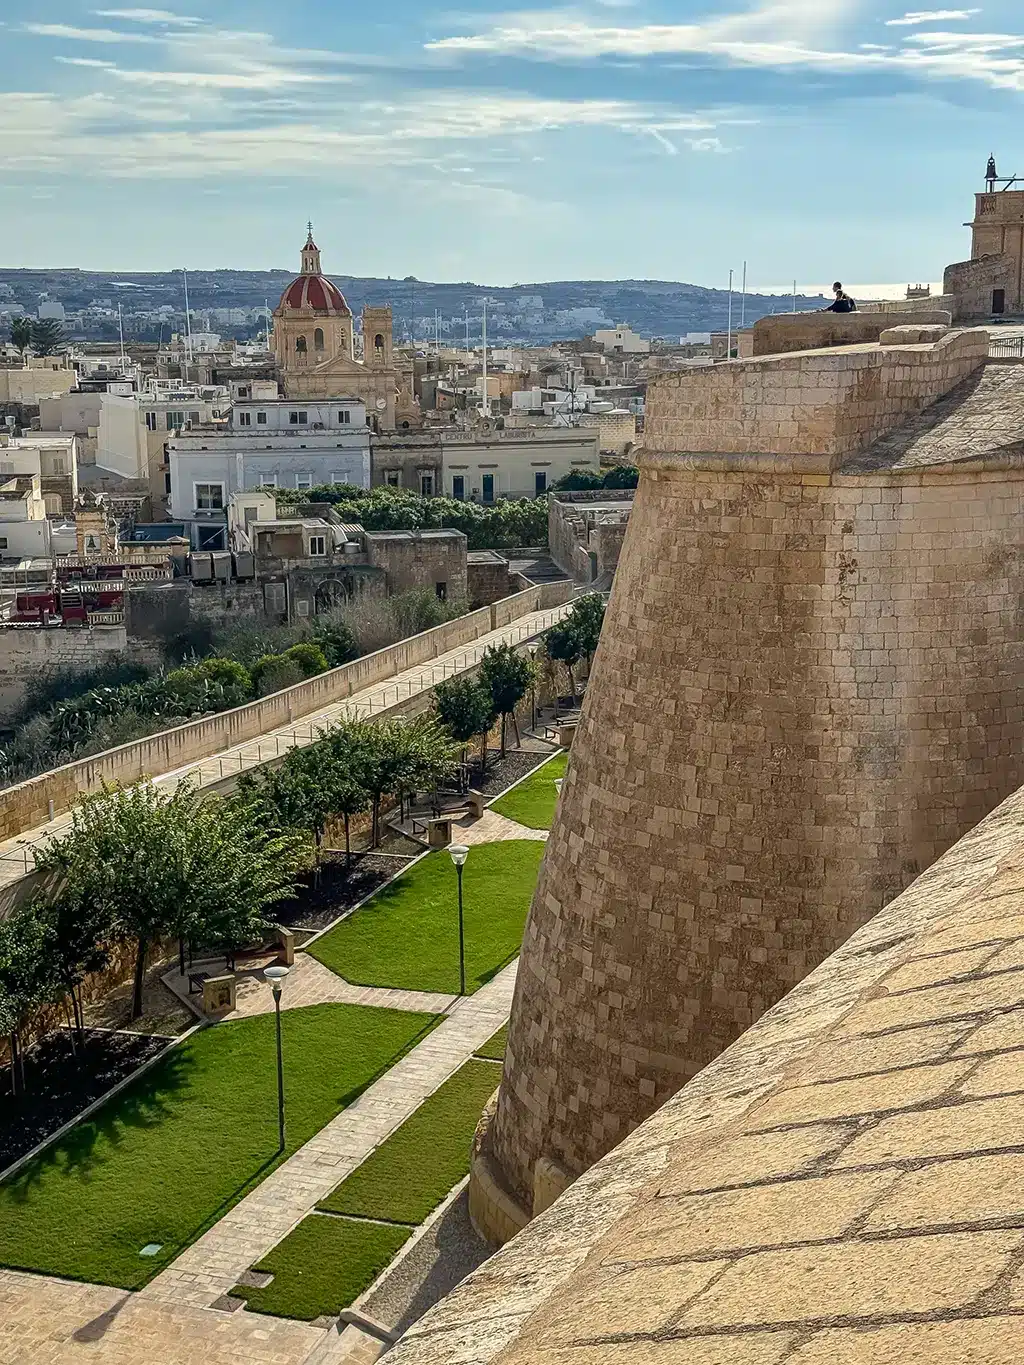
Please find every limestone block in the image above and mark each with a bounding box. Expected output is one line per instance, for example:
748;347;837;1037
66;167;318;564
202;974;236;1017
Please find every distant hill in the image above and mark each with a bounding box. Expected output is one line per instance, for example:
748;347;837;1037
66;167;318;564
0;266;830;343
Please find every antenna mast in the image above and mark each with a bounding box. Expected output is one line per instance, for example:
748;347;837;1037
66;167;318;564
182;268;194;366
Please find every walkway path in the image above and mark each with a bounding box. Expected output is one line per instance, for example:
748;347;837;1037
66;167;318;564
163;952;458;1021
140;961;516;1311
0;603;570;892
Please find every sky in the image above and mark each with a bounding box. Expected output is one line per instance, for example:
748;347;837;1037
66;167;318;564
2;0;1023;286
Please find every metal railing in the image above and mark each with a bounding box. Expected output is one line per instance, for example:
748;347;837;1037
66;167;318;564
990;335;1024;359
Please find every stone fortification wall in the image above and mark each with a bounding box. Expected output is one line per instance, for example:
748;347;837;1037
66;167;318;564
0;628;163;722
0;582;570;842
944;253;1017;321
645;328;988;463
479;336;1024;1230
392;766;1024;1365
752;309;952;356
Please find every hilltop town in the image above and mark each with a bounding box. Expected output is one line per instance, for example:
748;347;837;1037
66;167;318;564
4;159;1024;1365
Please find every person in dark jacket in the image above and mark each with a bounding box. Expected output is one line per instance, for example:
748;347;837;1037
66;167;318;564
825;282;857;313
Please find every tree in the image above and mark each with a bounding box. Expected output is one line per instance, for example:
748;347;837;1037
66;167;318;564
545;621;584;696
9;317;31;357
29;318;66;356
358;717;458;846
33;882;113;1048
36;780;303;1019
283;642;329;677
566;593;606;665
321;721;373;863
0;907;52;1096
251;654;305;696
478;643;537;755
434;675;495;781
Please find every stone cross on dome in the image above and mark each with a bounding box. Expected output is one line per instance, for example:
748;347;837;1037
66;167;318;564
300;223;322;276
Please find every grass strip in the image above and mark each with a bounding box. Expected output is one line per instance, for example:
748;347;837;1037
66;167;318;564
309;841;545;994
0;1003;438;1290
317;1059;500;1225
474;1024;508;1061
232;1212;410;1322
489;752;568;830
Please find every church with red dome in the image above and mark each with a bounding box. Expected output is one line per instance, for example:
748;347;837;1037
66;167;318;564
271;227;417;430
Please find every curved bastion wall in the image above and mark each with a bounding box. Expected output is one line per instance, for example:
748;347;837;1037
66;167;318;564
477;331;1024;1231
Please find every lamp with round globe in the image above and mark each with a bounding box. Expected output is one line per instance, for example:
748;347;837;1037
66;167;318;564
263;965;290;1151
448;845;470;996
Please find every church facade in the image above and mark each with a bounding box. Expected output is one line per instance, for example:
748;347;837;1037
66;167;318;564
272;229;418;430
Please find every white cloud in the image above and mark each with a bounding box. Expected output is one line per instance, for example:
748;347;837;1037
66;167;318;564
24;22;157;42
94;8;205;23
424;0;1024;91
885;9;980;25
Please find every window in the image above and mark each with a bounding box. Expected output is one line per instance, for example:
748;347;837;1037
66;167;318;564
535;471;547;496
194;482;224;510
188;411;200;425
265;582;286;614
337;409;351;425
374;332;385;353
260;474;278;488
385;470;401;487
52;457;65;475
314;327;325;351
238;385;250;399
145;411;158;432
296;473;313;490
452;474;466;500
289;411;308;425
243;505;259;527
238;411;252;426
166;410;184;431
44;494;62;515
481;473;495;504
435;581;447;602
295;335;307;353
0;537;8;550
308;534;327;556
296;599;310;617
256;411;268;425
420;472;434;497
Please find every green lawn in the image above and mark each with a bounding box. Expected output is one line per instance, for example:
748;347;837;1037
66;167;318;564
233;1212;410;1322
0;1004;438;1290
317;1059;501;1225
309;841;545;994
474;1024;508;1061
489;752;568;830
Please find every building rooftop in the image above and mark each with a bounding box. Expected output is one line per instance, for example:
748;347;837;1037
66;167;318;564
841;360;1024;472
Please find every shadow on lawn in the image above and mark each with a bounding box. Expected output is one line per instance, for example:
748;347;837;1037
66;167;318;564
2;1046;195;1197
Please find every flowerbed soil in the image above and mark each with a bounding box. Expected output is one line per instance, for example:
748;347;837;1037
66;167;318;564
0;1028;170;1171
468;746;556;797
274;852;416;934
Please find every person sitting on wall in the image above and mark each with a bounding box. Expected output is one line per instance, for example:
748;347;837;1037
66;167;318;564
824;282;857;314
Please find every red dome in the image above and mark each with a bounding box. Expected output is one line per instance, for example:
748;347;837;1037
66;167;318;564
279;274;351;315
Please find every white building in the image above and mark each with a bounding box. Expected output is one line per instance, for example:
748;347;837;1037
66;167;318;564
37;301;66;322
0;434;79;514
593;324;651;355
167;398;370;549
511;386;598;417
95;382;231;503
0;476;52;560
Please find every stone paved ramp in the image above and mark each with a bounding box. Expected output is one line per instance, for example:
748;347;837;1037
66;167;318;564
0;1269;324;1365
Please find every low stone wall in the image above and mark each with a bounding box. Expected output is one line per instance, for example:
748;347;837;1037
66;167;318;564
0;584;568;842
751;309;953;356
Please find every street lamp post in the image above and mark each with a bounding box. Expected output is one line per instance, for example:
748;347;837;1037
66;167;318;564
449;844;469;996
264;965;290;1152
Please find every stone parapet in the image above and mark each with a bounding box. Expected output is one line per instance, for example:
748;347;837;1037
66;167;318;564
751;309;953;356
644;328;989;465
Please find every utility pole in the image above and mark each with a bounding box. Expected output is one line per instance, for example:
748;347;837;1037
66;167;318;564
726;269;734;361
117;302;126;370
792;279;798;314
740;260;748;329
182;268;194;366
481;299;490;418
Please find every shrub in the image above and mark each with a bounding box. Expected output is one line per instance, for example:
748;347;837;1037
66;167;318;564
284;643;329;678
251;655;305;697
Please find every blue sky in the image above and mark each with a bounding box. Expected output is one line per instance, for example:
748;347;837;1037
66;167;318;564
2;0;1023;286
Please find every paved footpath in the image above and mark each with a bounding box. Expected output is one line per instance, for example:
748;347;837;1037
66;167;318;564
0;603;569;892
140;961;516;1310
